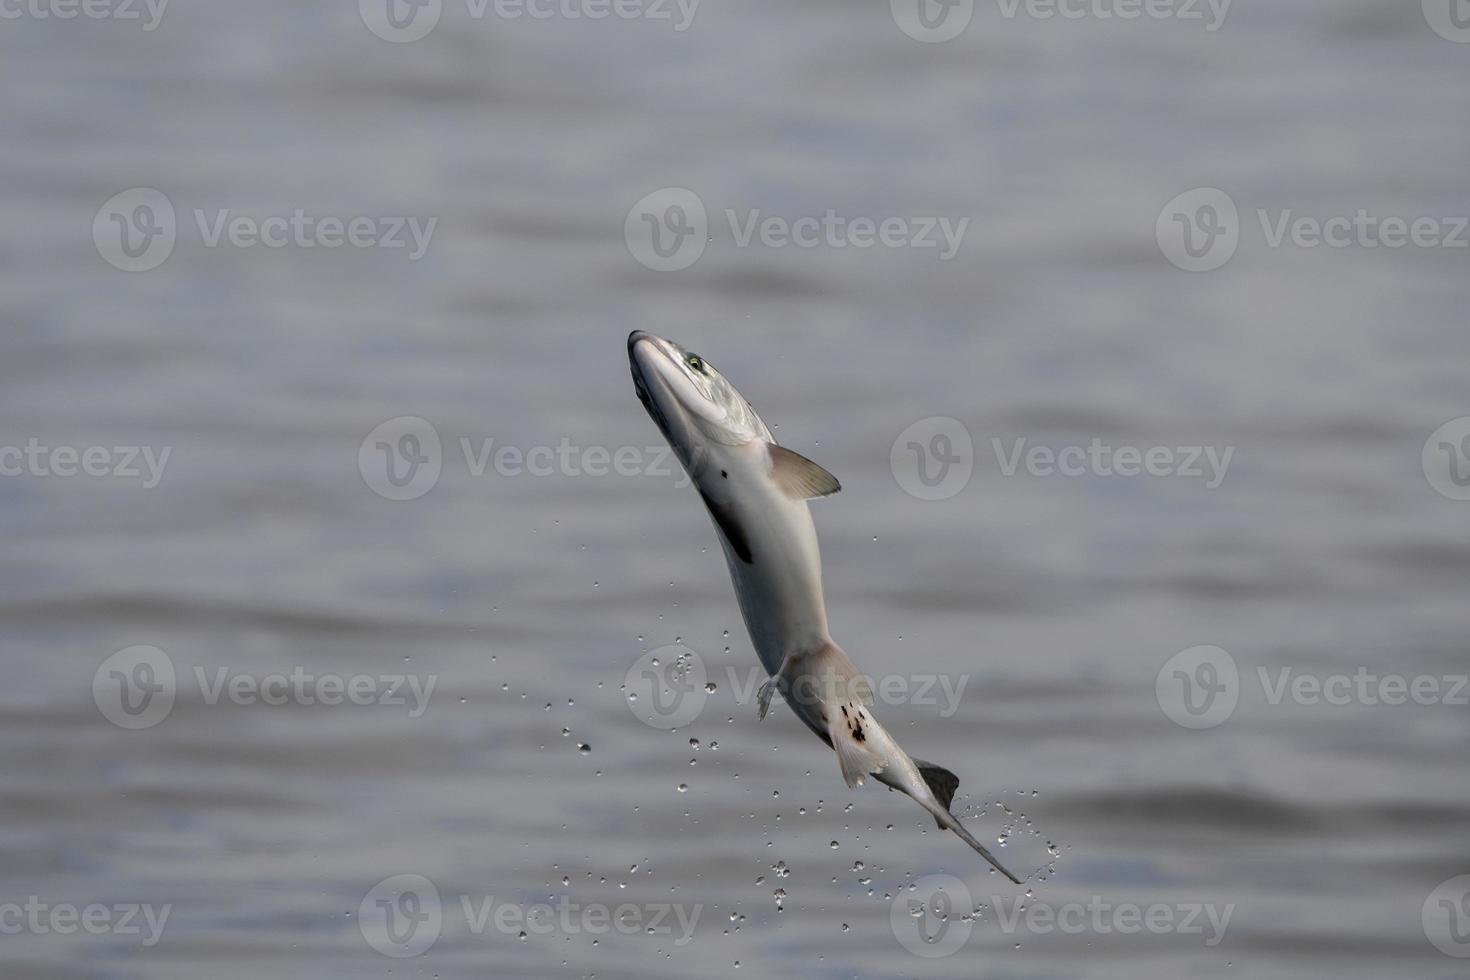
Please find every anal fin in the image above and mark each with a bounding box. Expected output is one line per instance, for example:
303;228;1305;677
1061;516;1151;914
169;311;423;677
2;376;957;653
831;703;886;788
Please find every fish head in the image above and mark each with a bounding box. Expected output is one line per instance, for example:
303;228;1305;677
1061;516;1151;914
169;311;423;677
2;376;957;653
628;332;772;470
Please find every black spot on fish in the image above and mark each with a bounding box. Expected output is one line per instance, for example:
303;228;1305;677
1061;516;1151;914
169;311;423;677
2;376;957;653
721;470;728;478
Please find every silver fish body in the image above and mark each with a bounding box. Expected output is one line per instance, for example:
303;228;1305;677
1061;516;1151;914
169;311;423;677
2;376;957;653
628;331;1021;884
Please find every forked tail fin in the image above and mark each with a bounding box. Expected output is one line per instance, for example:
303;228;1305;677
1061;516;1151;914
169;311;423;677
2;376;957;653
912;758;1023;885
938;809;1023;884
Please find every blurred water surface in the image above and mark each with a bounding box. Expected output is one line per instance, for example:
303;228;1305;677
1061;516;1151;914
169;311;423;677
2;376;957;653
1;1;1468;977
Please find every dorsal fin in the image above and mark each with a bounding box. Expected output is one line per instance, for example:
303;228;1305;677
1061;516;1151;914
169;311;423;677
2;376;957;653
769;445;841;500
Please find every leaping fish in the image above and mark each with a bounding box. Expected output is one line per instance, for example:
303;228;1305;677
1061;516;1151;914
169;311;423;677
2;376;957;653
628;331;1021;884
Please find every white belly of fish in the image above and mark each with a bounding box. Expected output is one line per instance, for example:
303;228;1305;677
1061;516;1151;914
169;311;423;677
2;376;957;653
699;440;831;676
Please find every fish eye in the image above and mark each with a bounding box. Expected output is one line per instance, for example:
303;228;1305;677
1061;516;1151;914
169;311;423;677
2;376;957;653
685;354;706;374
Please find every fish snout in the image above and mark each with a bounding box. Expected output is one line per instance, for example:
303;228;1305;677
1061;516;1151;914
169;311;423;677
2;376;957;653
627;330;664;362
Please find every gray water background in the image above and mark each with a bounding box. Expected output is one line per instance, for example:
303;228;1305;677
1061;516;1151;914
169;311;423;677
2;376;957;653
1;0;1468;977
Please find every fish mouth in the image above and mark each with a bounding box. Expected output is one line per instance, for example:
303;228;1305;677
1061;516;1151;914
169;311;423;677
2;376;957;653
628;331;670;432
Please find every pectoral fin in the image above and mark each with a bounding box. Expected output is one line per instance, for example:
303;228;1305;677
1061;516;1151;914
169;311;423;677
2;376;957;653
769;445;841;500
